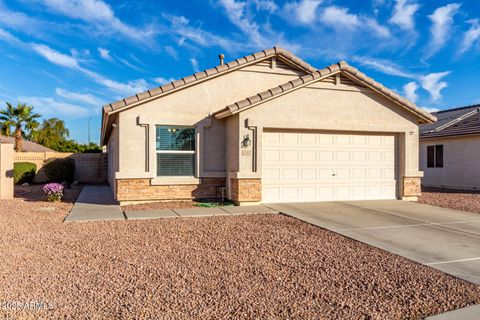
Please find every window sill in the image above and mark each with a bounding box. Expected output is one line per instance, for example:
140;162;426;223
151;177;200;185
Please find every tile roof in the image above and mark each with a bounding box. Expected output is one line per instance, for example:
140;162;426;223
420;104;480;139
213;61;436;124
0;135;55;152
102;47;316;114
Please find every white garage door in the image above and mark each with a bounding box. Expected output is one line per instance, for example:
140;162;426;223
262;131;397;203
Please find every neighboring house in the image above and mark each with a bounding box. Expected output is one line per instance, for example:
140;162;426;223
101;47;435;205
0;135;55;152
420;105;480;190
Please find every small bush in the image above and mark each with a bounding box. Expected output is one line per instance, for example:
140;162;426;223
43;183;64;202
14;162;36;184
43;158;75;183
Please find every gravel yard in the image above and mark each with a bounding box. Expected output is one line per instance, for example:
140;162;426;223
418;191;480;214
1;187;479;319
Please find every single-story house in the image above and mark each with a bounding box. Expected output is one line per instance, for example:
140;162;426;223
420;104;480;190
0;135;55;152
101;47;436;205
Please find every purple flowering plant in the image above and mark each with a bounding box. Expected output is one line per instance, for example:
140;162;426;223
43;183;64;202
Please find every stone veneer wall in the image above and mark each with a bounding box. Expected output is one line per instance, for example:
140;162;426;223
116;178;226;202
230;178;261;204
403;176;421;197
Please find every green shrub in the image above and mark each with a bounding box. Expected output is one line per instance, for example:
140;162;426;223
13;162;37;184
43;158;75;183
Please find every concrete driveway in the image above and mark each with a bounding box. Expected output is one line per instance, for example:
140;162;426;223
266;200;480;285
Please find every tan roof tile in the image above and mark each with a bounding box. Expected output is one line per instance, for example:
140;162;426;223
194;71;208;80
172;79;185;88
149;87;163;96
182;75;196;85
160;83;174;92
215;64;229;73
124;95;139;105
137;91;151;100
205;68;218;76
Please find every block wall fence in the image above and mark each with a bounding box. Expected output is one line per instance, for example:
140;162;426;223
14;152;107;183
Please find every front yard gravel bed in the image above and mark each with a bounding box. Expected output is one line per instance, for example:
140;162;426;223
418;191;480;214
1;188;479;319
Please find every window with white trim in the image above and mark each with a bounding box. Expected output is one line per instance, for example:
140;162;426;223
156;126;195;176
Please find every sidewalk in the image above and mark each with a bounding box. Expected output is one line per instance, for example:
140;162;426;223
65;186;278;222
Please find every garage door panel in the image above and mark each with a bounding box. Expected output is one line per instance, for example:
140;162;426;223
263;131;397;203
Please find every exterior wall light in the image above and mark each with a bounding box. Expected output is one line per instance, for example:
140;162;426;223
241;134;251;148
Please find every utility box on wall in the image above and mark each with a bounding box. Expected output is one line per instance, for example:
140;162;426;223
0;143;14;200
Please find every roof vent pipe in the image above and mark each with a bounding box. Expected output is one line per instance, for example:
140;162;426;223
219;54;225;65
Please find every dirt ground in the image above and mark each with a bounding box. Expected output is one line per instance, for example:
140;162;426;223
0;185;479;319
418;191;480;214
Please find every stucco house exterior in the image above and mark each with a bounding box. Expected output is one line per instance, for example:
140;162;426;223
420;105;480;190
101;47;436;205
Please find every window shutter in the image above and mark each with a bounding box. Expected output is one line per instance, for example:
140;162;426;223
427;145;435;168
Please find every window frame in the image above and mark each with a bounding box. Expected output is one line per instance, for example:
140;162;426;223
155;125;196;177
426;144;443;168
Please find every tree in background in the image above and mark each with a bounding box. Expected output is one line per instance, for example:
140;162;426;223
0;102;41;152
31;117;101;153
30;117;70;149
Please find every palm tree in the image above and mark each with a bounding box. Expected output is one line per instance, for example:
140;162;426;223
0;102;40;152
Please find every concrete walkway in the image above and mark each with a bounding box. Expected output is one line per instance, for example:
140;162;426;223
425;304;480;320
65;185;124;222
124;205;278;220
266;200;480;285
66;187;278;222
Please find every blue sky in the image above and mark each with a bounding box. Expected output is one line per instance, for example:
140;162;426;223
0;0;479;143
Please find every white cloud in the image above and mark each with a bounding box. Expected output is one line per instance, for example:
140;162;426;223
403;81;418;103
115;56;145;72
389;0;420;31
285;0;323;25
459;19;480;55
420;71;450;103
426;3;461;58
153;77;176;85
190;58;200;72
32;43;148;95
98;47;113;61
0;27;26;48
55;88;103;106
321;6;359;29
351;56;414;78
218;0;267;47
19;95;92;118
164;46;179;60
164;14;238;51
320;6;390;38
420;106;440;113
253;0;278;13
32;43;80;69
32;0;155;43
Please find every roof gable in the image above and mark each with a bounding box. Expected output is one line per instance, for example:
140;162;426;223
101;46;316;144
213;61;436;124
103;47;315;115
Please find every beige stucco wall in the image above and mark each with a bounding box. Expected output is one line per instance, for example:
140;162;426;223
420;135;480;189
233;81;422;198
115;62;305;181
0;143;14;199
107;118;119;189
